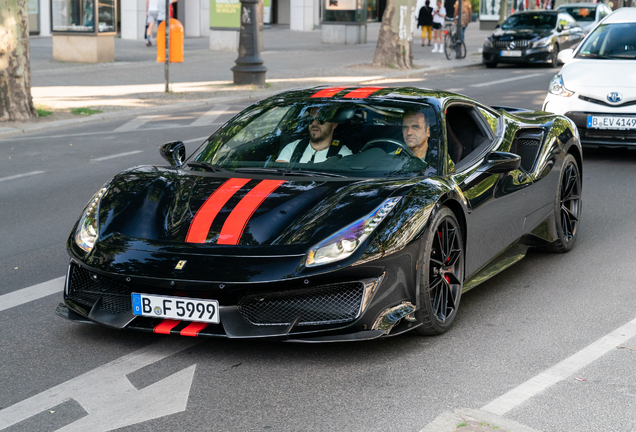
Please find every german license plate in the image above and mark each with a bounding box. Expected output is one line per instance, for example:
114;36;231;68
587;115;636;130
132;293;220;324
500;50;522;57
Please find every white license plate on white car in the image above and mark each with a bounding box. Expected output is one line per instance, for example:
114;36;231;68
587;115;636;130
500;50;522;57
132;293;220;323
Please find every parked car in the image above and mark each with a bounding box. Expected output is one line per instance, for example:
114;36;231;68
556;2;612;34
56;86;583;342
543;7;636;147
482;10;585;68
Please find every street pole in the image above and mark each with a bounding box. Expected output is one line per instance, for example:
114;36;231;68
456;0;463;57
232;0;266;86
164;0;170;93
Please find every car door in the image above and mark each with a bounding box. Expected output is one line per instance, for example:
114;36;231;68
445;102;533;278
564;13;585;46
556;14;574;49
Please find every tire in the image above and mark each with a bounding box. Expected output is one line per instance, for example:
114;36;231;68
546;154;581;253
550;44;560;68
484;61;497;68
444;36;455;60
414;207;464;335
457;41;467;59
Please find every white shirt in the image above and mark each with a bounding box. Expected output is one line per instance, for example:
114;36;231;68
432;6;446;24
277;139;352;163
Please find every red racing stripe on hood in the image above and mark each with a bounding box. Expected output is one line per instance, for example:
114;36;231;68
153;319;181;334
310;86;350;98
186;178;250;243
343;86;385;99
217;180;286;245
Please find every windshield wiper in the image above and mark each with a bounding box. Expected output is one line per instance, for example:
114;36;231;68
186;161;230;173
606;54;636;59
576;52;609;59
234;167;346;178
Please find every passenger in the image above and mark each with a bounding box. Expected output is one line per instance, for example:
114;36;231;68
276;107;352;163
402;112;431;160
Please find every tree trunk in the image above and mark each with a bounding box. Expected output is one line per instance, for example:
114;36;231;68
0;0;37;121
373;0;415;69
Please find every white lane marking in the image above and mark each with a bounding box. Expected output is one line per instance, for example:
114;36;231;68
0;171;45;182
91;150;143;162
482;316;636;416
471;73;546;88
189;105;232;127
0;277;65;312
5;123;229;142
183;136;209;144
114;115;168;132
0;338;199;431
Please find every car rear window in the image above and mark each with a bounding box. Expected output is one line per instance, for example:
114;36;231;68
560;6;595;22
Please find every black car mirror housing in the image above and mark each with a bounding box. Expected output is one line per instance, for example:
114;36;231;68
160;141;186;167
483;151;521;174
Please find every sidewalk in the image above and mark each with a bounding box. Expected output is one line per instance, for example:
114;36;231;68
1;22;492;137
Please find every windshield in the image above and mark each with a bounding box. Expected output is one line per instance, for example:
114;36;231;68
576;23;636;59
559;6;595;22
502;13;557;29
188;99;441;178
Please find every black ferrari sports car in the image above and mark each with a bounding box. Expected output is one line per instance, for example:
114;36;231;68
56;86;583;342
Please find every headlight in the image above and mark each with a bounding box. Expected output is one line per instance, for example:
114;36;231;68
74;185;109;253
305;197;402;267
532;37;551;48
549;74;575;97
484;37;493;48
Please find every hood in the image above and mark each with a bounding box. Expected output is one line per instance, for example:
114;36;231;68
561;59;636;106
492;28;552;40
96;166;416;250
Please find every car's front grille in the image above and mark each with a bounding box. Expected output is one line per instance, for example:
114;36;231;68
511;138;540;172
578;95;636;108
237;283;365;326
67;263;132;315
493;39;531;49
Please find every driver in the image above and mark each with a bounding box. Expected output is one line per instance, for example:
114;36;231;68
402;112;431;160
276;107;352;163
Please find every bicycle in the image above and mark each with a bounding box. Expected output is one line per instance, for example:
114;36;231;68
443;18;466;60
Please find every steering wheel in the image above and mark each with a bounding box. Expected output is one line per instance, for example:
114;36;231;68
360;138;417;158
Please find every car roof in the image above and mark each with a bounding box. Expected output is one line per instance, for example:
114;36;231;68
602;7;636;24
513;10;558;14
263;86;472;109
556;3;599;8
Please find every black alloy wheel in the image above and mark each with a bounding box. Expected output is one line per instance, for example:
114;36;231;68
415;207;464;335
547;154;581;252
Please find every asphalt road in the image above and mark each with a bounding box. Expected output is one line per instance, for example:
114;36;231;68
1;66;635;432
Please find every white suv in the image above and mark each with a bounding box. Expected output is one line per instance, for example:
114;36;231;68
543;7;636;147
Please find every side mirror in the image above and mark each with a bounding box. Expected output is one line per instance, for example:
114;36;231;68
483;151;521;174
495;24;500;29
557;48;574;63
160;141;186;167
557;24;564;32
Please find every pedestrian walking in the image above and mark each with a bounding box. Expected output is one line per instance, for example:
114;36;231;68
146;0;176;47
454;0;472;39
431;0;446;53
418;0;434;46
